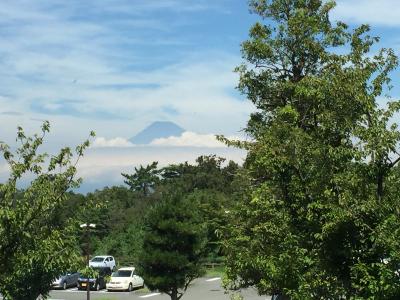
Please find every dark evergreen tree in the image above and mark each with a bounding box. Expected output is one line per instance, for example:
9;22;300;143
122;161;160;196
137;190;207;300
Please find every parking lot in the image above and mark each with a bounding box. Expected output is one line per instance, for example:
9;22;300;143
47;277;270;300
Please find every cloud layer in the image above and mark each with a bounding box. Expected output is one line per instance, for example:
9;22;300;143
92;131;245;148
333;0;400;27
92;137;134;148
150;132;226;147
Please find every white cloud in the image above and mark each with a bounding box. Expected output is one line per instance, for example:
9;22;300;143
91;131;247;149
92;137;134;148
332;0;400;26
150;131;227;148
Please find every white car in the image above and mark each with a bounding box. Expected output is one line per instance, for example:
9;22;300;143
88;255;116;271
106;267;144;292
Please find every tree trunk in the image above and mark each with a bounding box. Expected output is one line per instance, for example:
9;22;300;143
170;287;179;300
170;292;177;300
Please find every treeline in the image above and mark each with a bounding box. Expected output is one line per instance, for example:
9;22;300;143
60;155;244;267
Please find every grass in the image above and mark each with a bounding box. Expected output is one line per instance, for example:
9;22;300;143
135;286;150;293
205;264;225;277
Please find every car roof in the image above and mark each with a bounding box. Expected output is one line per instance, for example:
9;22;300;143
92;255;111;258
117;267;135;271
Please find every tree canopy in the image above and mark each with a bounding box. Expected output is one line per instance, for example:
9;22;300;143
0;122;94;299
122;161;160;196
223;0;400;299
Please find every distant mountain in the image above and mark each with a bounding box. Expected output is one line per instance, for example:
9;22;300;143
129;121;185;144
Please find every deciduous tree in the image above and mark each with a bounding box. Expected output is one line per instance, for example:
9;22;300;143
223;0;400;299
0;122;94;299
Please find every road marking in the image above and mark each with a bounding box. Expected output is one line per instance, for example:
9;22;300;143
206;277;221;282
140;292;161;298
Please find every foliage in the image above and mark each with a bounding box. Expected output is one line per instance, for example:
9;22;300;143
49;155;241;289
159;155;241;261
223;0;400;299
161;155;239;194
0;122;94;300
79;186;155;265
79;266;100;279
122;161;160;196
230;293;244;300
186;190;231;260
137;190;207;300
93;222;144;266
113;155;241;266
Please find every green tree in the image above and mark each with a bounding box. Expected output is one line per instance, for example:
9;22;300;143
0;122;94;299
161;155;239;193
122;161;160;196
223;0;400;299
186;189;232;262
160;155;241;261
78;186;157;264
137;189;207;300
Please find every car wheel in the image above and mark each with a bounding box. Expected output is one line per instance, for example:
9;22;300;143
63;282;67;290
127;283;132;292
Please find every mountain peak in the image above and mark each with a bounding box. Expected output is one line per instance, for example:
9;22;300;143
129;121;185;144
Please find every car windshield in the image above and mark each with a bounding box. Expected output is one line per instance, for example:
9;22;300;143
112;270;132;277
91;257;104;262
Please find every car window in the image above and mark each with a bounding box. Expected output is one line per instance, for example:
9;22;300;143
109;257;114;261
91;257;104;262
112;270;132;277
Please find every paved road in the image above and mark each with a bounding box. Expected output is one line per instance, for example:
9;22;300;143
47;277;271;300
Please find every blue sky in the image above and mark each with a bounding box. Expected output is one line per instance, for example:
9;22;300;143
1;0;400;191
1;0;400;142
0;0;258;145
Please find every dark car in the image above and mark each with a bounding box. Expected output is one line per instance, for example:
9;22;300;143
77;267;111;291
52;272;80;290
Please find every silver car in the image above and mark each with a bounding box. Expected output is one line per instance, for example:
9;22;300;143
52;272;80;289
89;255;116;271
